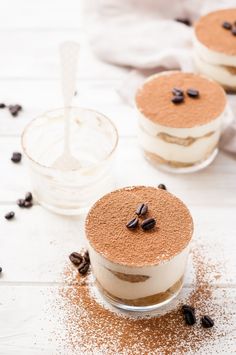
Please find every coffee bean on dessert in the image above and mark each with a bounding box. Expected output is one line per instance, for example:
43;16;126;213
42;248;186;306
171;95;184;104
182;304;195;314
231;28;236;36
0;103;6;108
0;267;2;273
25;192;33;202
201;315;214;328
78;262;90;275
24;200;33;208
222;21;232;30
136;203;148;216
17;199;25;207
187;88;199;98
158;183;167;190
184;309;196;326
172;87;184;96
126;217;139;229
141;217;156;231
11;152;22;163
69;252;84;266
5;211;15;220
84;250;90;263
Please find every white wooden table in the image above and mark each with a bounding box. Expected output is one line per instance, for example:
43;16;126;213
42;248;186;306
0;2;236;354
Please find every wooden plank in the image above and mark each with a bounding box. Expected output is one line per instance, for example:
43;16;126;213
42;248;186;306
0;285;235;354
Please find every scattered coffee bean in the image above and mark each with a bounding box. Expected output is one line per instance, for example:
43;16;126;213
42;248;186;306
158;183;167;190
172;87;184;96
231;28;236;36
5;211;15;220
9;104;22;117
69;252;84;266
24;200;33;208
182;304;195;314
136;203;148;216
126;217;139;229
17;199;25;207
11;152;22;163
78;261;90;275
172;95;184;104
175;18;191;26
0;103;6;108
201;315;214;328
25;192;33;202
222;21;232;30
84;250;90;263
141;217;156;231
187;88;199;98
0;267;2;273
184;309;196;326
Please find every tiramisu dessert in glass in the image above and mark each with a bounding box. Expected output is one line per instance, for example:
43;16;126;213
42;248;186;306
135;71;227;173
194;8;236;92
85;186;193;311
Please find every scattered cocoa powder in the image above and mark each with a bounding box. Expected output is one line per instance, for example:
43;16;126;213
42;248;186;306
52;245;235;354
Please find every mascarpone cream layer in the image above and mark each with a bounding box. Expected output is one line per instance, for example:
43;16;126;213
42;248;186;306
138;110;225;164
88;243;189;300
194;54;236;88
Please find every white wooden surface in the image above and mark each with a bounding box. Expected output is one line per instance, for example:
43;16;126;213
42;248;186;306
0;2;236;354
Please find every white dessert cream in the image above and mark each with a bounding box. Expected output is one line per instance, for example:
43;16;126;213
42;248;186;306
85;186;193;310
135;71;227;171
194;8;236;91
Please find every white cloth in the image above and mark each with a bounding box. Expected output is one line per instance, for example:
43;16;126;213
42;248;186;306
84;0;236;155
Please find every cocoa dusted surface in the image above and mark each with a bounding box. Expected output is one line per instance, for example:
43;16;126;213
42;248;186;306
195;8;236;56
135;72;226;128
85;186;193;267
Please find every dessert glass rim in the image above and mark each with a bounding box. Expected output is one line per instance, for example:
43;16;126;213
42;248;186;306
21;106;119;173
85;185;194;268
135;70;227;129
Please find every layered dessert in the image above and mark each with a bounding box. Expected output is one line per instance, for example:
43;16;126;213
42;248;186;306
85;186;193;311
194;9;236;92
135;71;226;172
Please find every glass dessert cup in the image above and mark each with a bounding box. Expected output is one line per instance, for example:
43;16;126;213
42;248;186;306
135;71;227;174
21;107;118;215
86;186;193;312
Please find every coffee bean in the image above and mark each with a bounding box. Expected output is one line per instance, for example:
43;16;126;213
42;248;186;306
84;250;90;263
24;200;33;208
78;262;90;275
182;304;195;314
126;217;139;229
175;18;191;26
184;309;196;326
17;199;25;207
222;21;232;30
231;28;236;36
172;87;184;96
136;203;148;216
141;217;156;231
0;103;6;108
11;152;22;163
9;105;22;117
25;192;33;202
201;315;214;328
187;88;199;98
171;95;184;104
5;211;15;220
69;252;83;266
158;184;167;190
0;267;2;273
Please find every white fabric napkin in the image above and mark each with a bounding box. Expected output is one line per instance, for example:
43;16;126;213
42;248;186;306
84;0;236;156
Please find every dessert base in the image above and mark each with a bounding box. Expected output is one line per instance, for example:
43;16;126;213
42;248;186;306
143;147;218;174
96;276;184;312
